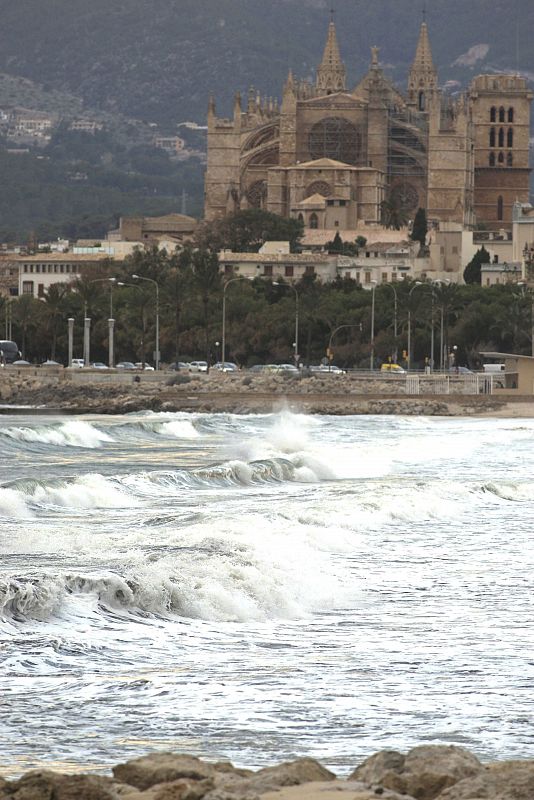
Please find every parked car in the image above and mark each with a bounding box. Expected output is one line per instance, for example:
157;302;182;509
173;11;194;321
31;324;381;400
380;363;406;374
213;362;238;372
12;359;30;366
0;340;21;364
169;362;190;371
71;358;85;368
135;362;155;371
116;361;136;370
310;365;346;374
41;359;62;367
91;362;108;369
248;364;267;373
189;361;208;373
276;363;299;373
449;366;473;374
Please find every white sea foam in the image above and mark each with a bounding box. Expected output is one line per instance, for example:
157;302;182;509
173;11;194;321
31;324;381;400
1;420;113;448
0;487;34;519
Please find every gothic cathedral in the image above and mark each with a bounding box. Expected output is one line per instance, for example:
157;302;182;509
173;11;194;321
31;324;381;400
204;19;532;231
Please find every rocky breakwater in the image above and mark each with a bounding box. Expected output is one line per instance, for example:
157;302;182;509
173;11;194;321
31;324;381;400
2;746;534;800
0;367;510;416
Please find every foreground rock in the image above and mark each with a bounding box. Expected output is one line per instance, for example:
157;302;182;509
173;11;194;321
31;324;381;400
350;745;483;799
2;747;534;800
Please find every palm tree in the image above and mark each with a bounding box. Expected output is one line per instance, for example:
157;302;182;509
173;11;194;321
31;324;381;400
12;294;40;359
42;284;69;361
380;198;409;230
190;247;221;364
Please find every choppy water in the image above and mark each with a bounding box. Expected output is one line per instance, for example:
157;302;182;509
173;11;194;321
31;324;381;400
1;409;533;777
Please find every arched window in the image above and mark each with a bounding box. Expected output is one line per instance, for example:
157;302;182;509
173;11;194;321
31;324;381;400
508;107;514;123
498;151;504;164
490;107;496;122
308;117;362;165
499;107;505;122
507;128;513;147
489;128;496;147
497;196;504;221
498;128;505;147
418;91;425;111
309;213;318;229
489;152;495;166
507;152;513;167
297;213;304;223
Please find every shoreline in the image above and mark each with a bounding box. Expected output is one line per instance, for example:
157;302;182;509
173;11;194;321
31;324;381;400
1;746;532;799
2;370;534;417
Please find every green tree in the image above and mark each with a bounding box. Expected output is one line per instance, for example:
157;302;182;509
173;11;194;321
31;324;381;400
198;209;304;253
191;247;221;364
463;246;490;285
380;198;408;230
329;231;343;254
410;207;428;247
42;284;69;360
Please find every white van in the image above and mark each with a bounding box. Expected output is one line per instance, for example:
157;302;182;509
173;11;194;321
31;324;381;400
483;363;505;373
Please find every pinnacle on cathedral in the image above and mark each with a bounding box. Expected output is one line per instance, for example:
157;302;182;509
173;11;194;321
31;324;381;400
316;19;346;94
407;21;437;110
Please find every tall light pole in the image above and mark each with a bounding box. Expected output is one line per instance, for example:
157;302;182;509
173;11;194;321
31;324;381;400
132;275;160;370
370;280;377;371
222;276;253;368
328;323;362;369
380;283;398;362
406;281;423;371
274;281;299;366
67;317;74;368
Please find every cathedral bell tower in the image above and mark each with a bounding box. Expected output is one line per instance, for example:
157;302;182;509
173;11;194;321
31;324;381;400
316;16;346;95
407;20;437;111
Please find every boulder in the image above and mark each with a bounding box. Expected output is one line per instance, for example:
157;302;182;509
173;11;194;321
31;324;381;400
214;758;336;797
437;759;534;799
113;755;215;790
8;772;118;800
350;745;482;800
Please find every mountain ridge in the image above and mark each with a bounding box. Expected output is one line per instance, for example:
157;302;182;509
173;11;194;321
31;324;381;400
0;0;532;126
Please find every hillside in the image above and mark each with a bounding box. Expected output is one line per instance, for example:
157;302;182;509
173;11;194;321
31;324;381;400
0;0;532;243
0;0;532;125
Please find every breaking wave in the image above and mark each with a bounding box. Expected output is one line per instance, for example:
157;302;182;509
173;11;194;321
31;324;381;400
0;420;114;449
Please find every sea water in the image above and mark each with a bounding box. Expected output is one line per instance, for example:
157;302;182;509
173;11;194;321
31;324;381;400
0;410;533;776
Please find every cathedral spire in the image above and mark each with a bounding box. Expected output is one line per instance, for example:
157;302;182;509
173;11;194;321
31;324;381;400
316;18;346;95
407;20;437;111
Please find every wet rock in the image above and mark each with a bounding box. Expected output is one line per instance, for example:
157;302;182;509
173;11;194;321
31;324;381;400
214;758;336;797
350;745;482;800
437;759;534;799
113;755;216;790
9;772;118;800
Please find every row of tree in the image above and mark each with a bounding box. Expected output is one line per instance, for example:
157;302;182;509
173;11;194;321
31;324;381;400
1;241;531;369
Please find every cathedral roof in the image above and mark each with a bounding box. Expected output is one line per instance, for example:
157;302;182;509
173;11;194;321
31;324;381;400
296;193;328;207
294;157;356;169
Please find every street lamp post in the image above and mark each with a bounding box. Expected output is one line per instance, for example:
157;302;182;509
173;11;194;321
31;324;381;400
406;281;423;371
83;316;91;367
132;275;160;370
380;283;398;362
370;280;377;371
67;317;74;368
328;323;363;368
273;281;299;366
222;276;253;368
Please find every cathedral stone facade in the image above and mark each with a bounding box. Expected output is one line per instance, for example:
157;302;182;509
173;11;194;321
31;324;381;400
205;20;532;230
